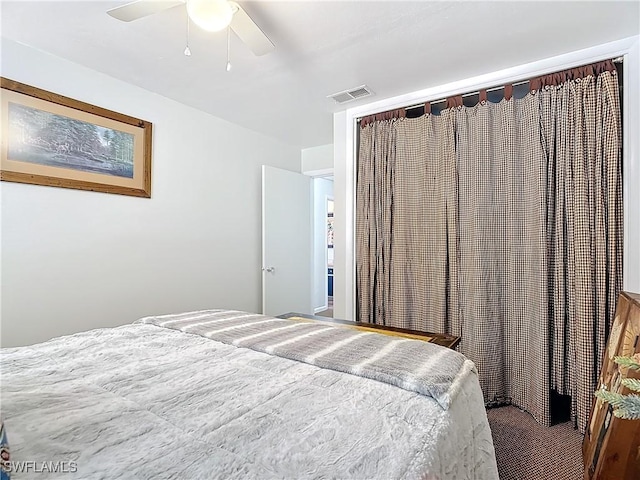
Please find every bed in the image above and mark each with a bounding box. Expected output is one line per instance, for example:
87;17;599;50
0;310;498;479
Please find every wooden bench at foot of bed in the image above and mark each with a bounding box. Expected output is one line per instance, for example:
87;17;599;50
277;312;461;350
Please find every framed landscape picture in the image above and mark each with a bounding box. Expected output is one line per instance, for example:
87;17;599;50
1;78;152;197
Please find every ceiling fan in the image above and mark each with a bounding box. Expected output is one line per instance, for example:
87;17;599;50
107;0;275;56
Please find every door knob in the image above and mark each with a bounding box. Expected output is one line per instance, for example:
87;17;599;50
262;266;275;273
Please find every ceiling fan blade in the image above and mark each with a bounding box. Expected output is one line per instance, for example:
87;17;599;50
107;0;184;22
229;1;274;56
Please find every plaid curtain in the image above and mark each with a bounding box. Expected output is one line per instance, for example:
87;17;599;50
454;95;551;425
355;64;622;432
540;69;623;433
356;113;458;334
356;119;397;326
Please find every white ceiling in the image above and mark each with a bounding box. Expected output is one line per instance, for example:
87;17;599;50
1;1;639;149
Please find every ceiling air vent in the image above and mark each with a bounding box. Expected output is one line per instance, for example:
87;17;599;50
327;85;373;104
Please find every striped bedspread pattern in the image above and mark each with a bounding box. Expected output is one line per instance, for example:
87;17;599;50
139;309;475;409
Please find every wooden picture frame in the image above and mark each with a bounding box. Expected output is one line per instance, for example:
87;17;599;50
1;78;152;197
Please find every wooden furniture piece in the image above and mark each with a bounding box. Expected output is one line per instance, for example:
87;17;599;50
583;291;640;480
277;312;461;349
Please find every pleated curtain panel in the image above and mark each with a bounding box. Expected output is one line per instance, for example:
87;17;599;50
355;60;622;433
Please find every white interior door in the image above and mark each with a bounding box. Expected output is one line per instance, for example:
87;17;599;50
262;165;312;316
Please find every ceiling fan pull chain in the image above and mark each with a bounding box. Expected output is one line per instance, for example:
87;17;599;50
226;25;232;71
184;10;192;56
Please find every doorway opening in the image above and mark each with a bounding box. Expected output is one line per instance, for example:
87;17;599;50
317;198;334;317
311;176;334;317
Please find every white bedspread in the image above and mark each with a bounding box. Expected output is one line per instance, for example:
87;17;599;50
0;321;498;479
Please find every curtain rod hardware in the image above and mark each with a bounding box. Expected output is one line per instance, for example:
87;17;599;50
358;58;618;124
453;80;531;101
395;80;532;114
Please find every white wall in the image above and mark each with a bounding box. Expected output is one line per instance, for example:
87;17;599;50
333;36;640;320
0;39;301;347
332;111;352;320
301;144;333;173
312;178;333;312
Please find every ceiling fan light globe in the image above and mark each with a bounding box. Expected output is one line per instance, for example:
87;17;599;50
186;0;234;32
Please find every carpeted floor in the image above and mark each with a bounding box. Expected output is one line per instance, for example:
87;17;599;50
487;406;584;480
